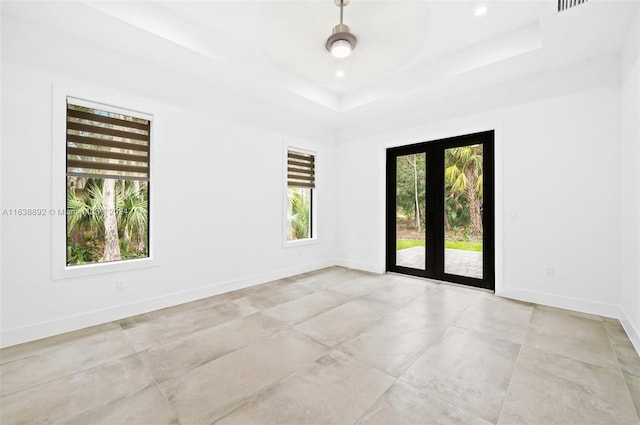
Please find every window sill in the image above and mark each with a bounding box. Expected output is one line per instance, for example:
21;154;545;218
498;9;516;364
52;257;159;281
283;238;319;248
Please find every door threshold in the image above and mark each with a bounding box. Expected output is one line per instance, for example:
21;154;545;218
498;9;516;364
386;271;494;294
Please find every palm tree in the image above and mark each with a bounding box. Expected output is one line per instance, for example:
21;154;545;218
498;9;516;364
102;178;121;261
445;146;483;237
67;181;106;264
288;188;310;240
67;182;104;237
117;182;148;255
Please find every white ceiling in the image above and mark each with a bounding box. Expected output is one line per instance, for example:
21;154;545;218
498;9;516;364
3;0;638;129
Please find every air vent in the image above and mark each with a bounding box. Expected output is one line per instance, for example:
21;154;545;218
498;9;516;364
558;0;588;12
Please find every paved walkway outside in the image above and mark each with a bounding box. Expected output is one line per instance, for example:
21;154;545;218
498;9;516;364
396;246;482;279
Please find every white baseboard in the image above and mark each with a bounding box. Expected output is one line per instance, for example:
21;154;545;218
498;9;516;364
335;259;385;274
0;259;335;348
620;307;640;355
497;287;639;356
5;262;639;358
497;287;621;319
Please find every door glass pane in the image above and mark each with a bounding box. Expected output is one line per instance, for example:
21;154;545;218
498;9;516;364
444;145;483;278
396;153;426;269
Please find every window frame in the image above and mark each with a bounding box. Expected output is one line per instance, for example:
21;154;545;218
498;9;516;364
52;83;158;280
283;145;318;247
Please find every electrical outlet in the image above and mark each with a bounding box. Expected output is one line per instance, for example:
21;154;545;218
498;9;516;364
116;281;125;292
545;267;555;277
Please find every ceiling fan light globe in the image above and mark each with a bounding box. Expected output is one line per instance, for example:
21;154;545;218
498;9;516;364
331;39;352;58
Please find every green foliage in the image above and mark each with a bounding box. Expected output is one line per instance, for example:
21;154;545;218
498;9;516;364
117;183;148;254
395;154;426;229
449;225;473;241
119;238;129;253
66;179;149;265
396;239;425;250
397;238;482;252
445;241;483;252
288;188;310;240
67;183;104;233
444;146;483;230
121;251;148;259
395;148;482;232
445;193;470;229
67;244;92;264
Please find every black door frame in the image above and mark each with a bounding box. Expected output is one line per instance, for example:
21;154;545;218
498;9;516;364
386;130;495;291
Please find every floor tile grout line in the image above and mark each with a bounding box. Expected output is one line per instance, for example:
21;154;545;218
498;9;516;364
351;388;387;424
290;297;399;349
449;302;535;346
0;321;129;360
1;346;161;423
262;292;355;327
518;309;640;421
143;316;332;424
334;322;452;381
0;348;140;399
494;342;524;425
522;313;625;372
349;376;399;425
332;301;399;343
144;325;309;386
623;372;640;420
603;320;640;420
379;376;497;425
55;324;173;423
205;349;332;425
498;345;639;424
123;310;287;353
148;372;184;425
60;382;164;425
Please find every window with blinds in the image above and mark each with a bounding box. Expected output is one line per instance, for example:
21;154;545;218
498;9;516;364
286;149;315;241
287;150;315;189
66;103;150;181
65;100;151;266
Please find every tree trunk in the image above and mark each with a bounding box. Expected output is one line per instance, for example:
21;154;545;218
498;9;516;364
133;180;146;254
136;223;145;254
465;167;483;237
123;182;130;247
407;155;421;232
444;211;451;232
102;178;121;261
123;226;131;247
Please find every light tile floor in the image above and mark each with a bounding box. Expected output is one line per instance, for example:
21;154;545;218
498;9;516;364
1;267;639;425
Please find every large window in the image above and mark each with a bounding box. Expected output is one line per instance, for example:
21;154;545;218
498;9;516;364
286;149;315;241
66;100;150;266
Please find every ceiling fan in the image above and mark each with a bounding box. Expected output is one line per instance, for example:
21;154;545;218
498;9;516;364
325;0;357;58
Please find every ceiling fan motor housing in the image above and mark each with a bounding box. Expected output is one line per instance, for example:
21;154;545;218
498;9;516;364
326;24;357;53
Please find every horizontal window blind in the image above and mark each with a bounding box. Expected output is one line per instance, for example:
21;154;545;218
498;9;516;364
66;102;150;181
287;150;315;188
558;0;587;12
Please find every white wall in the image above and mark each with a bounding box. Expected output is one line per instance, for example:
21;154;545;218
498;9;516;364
0;14;337;347
620;7;640;351
337;56;625;321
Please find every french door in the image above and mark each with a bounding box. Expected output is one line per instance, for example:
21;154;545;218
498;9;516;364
386;131;495;290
